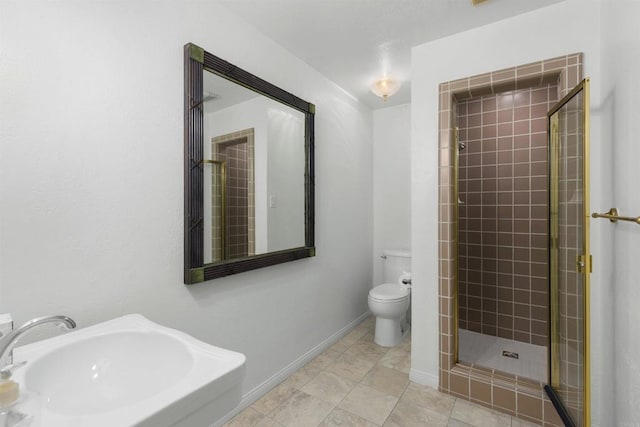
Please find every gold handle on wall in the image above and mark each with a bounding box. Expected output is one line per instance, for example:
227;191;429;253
591;208;640;225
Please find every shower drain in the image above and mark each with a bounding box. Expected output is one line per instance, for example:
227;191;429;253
502;350;519;359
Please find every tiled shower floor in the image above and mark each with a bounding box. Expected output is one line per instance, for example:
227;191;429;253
458;329;547;382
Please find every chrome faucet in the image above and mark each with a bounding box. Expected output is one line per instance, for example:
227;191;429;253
0;315;76;368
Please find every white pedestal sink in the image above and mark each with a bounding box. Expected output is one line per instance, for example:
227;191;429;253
11;314;246;427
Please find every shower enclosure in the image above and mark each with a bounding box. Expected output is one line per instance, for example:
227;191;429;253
454;79;590;426
437;54;590;426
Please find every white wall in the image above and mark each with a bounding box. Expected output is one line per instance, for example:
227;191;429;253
373;104;412;286
411;1;614;423
600;1;640;425
267;105;305;252
0;0;373;410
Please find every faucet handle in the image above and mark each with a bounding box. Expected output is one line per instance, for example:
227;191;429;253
0;361;26;380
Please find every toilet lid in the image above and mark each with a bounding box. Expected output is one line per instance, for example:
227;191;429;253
369;283;409;301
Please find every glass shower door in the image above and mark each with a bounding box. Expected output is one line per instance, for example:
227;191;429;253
545;79;591;427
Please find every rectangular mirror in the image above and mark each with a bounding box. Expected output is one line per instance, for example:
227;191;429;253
184;43;315;284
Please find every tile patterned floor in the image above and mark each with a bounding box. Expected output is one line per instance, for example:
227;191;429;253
225;317;542;427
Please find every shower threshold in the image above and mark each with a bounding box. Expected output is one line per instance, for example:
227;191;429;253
458;328;547;382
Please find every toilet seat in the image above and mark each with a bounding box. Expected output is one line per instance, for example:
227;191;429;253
369;283;409;302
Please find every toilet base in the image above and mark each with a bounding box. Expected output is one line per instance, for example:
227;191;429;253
374;317;404;347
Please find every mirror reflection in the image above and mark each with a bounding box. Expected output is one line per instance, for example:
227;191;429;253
202;71;306;263
184;43;314;283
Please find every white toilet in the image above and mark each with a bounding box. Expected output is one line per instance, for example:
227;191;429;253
368;249;411;347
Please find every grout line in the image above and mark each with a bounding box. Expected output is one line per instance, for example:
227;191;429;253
380;380;411;426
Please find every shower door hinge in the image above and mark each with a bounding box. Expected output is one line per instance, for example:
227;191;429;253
576;254;593;273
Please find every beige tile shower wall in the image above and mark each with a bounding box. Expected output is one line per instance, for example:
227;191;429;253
457;85;558;346
224;142;249;258
247;132;255;256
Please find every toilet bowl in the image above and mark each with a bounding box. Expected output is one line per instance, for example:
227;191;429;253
369;249;412;347
369;249;411;347
368;283;410;347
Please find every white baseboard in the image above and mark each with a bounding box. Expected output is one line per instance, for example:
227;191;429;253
409;368;439;389
213;311;371;426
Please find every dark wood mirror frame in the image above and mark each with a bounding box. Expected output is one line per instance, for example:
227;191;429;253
184;43;315;284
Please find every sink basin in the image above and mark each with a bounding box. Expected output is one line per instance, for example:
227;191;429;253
26;331;194;415
12;314;246;427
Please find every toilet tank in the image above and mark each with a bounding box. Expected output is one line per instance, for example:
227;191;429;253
382;249;411;284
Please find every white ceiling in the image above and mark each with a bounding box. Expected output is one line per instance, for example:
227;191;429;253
203;69;260;114
220;0;565;109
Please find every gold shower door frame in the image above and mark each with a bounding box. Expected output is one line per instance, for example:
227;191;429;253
546;78;591;427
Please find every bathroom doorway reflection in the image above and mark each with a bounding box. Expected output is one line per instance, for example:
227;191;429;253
208;129;256;263
455;84;559;382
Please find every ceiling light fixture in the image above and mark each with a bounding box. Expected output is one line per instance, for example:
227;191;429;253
370;77;401;101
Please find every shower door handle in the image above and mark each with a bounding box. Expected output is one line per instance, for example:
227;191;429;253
576;255;585;272
576;254;593;273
